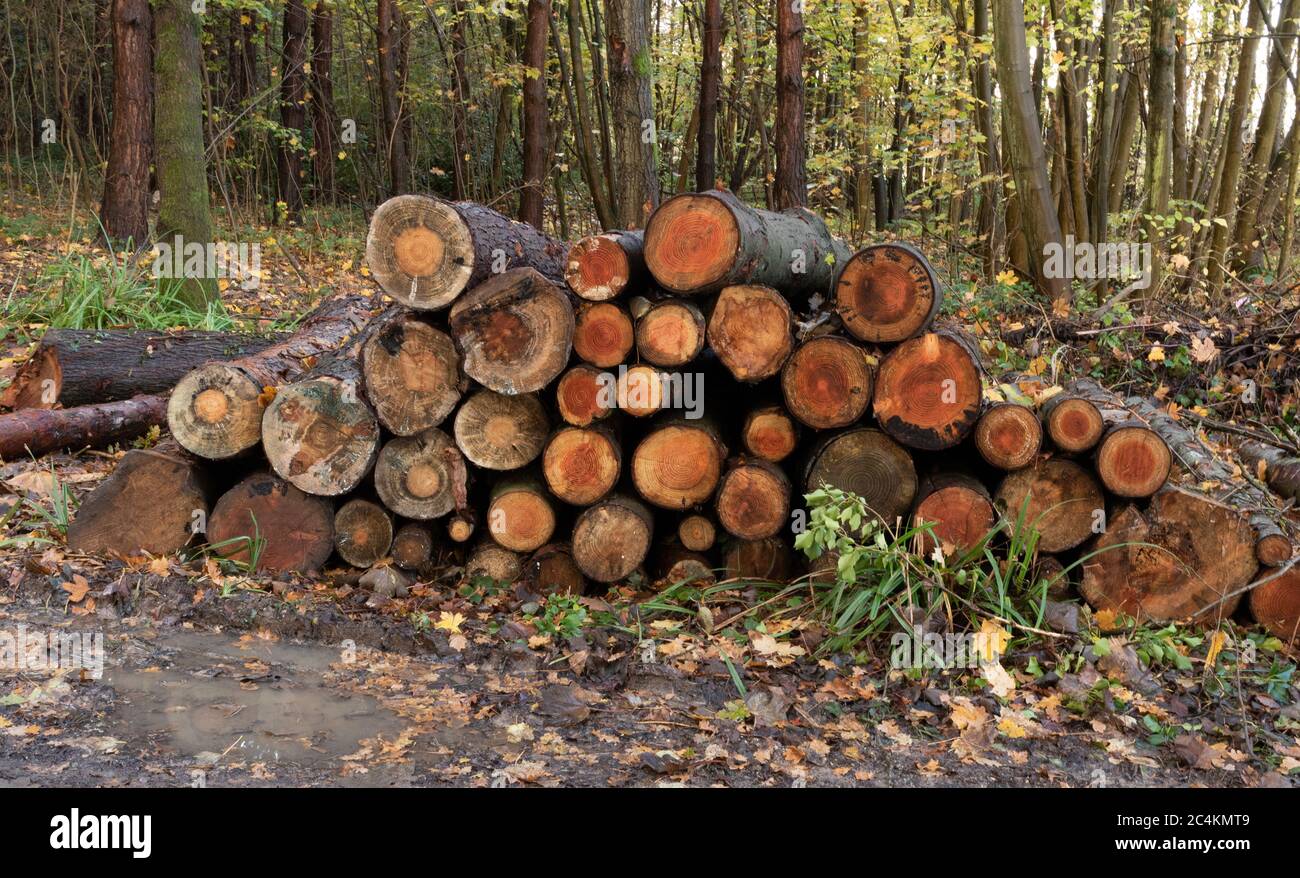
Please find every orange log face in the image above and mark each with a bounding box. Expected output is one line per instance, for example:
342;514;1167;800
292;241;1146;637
995;458;1103;553
555;365;616;426
566;234;632;300
834;244;939;342
632;424;725;509
362;317;463;435
873;333;981;450
488;488;556;553
573;302;635;367
208;472;334;573
716;462;791;540
974;403;1042;470
1046;397;1104;453
636;300;706;366
1095;426;1172;498
543;427;621;505
781;336;874;429
914;486;996;556
1250;567;1300;642
706;285;793;382
644;194;740;292
743;407;798;462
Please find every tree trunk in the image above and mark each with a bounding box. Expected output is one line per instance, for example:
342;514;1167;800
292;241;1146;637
572;493;653;581
153;0;217;308
971;0;1004;277
773;0;806;209
604;0;660;228
695;0;722;190
520;0;550;227
565;229;646;300
377;0;410;196
1143;0;1176;291
543;425;622;504
1238;440;1300;502
277;0;308;222
366;195;568;310
780;335;874;430
334;498;395;568
100;0;152;243
834;242;942;342
310;2;336;203
643;189;848;296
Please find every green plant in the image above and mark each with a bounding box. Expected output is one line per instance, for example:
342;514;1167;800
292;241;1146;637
203;512;266;575
527;594;589;638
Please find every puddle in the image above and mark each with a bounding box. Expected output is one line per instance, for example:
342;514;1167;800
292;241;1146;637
105;630;403;765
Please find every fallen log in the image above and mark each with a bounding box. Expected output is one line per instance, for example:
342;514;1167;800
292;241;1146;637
1080;486;1259;622
333;498;394;568
565;230;646;301
994;458;1104;553
833;243;942;343
631;418;727;510
2;328;284;410
373;428;465;519
913;472;996;556
168;291;374;459
465;540;522;583
1063;379;1171;498
780;335;874;429
1237;440;1300;503
741;405;798;463
572;494;653;582
643;189;849;296
706;284;793;382
722;536;793;581
206;471;335;573
1040;393;1104;453
542;425;622;505
0;394;167;461
360;312;465;436
448;267;575;394
1249;566;1300;641
873;329;982;450
366;195;567;310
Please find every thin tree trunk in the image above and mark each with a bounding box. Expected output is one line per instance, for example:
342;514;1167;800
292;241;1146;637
310;2;336;204
377;0;410;196
520;0;550;228
1144;0;1176;292
100;0;152;244
774;0;806;209
604;0;659;228
695;0;721;190
277;0;308;222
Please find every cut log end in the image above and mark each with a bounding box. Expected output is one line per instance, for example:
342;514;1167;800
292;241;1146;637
465;541;522;583
374;428;464;519
207;472;334;573
995;458;1104;553
1250;567;1300;642
565;233;633;301
365;194;473;309
975;402;1042;470
446;512;476;543
453;389;548;470
716;459;791;540
678;514;717;552
543;426;621;505
722;537;793;581
632;423;725;510
707;285;793;382
334;498;394;568
873;332;982;450
555;365;616;426
524;543;587;596
1255;533;1294;567
573;302;635;367
261;374;381;496
391;523;435;570
572;495;653;582
781;335;874;429
1045;396;1104;453
643;193;739;292
1095;425;1172;498
804;427;917;525
914;474;995;556
361;316;463;435
835;244;940;342
636;299;706;367
168;364;265;459
488;483;557;553
617;365;667;417
742;406;798;463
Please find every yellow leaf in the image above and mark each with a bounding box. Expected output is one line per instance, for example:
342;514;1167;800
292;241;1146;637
1147;345;1166;363
63;575;90;603
998;716;1028;738
1205;630;1228;669
434;611;465;634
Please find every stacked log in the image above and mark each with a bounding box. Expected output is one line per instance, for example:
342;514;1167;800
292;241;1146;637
52;194;1293;638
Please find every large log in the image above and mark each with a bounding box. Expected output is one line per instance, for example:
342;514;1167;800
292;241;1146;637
573;301;635;367
1249;566;1300;641
635;298;707;367
366;195;567;310
333;498;394;568
571;494;653;582
912;472;995;556
168;291;374;459
465;540;523;583
715;457;791;540
486;477;557;553
261;357;381;496
1;328;284;410
873;329;983;450
542;426;622;505
632;418;727;510
615;365;667;417
803;427;917;525
706;285;794;382
833;243;942;343
373;428;466;519
66;443;212;557
1080;485;1259;622
722;537;793;581
780;335;874;429
360;312;464;436
643;189;849;296
447;267;575;394
453;389;548;470
974;402;1042;470
206;471;335;573
994;458;1103;553
1063;379;1170;498
0;394;167;461
565;230;646;301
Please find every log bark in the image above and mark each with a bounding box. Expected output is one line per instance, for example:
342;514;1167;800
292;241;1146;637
834;243;942;343
373;428;465;519
448;267;575;394
361;312;464;436
632;418;727;509
780;335;874;429
523;542;586;595
741;405;798;463
453;390;548;470
366;195;567;310
333;498;394;568
0;394;167;461
635;298;707;367
715;458;791;540
261;357;381;497
643;189;849;296
995;458;1103;553
2;328;285;411
974;402;1042;470
67;443;211;557
803;427;917;526
206;471;334;573
487;477;557;552
1080;486;1258;622
873;329;983;450
555;365;616;426
1237;441;1300;502
573;301;635;368
542;425;622;505
564;230;645;301
677;514;717;552
168;291;374;459
706;284;794;382
572;493;653;582
1250;566;1300;642
912;472;995;556
391;522;435;570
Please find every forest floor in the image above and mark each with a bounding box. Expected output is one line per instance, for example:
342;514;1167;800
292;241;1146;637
2;191;1300;787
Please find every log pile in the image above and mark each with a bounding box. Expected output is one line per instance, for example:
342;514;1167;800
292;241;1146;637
14;193;1294;640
